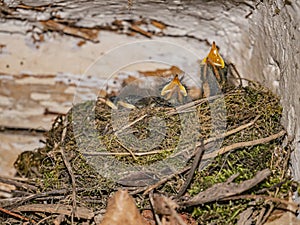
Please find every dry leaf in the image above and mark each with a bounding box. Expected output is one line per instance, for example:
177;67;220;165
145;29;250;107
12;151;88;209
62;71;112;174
100;189;147;225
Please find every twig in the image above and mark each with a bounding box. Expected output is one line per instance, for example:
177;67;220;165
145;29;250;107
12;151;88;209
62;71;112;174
222;194;299;214
59;147;77;224
82;148;174;157
57;121;76;224
175;143;205;199
149;191;163;225
14;203;94;220
115;138;137;161
170;115;261;160
36;215;54;225
143;166;191;196
115;114;148;135
201;115;261;146
0;206;36;223
84;114;259;158
258;202;275;225
180;169;271;207
2;189;69;208
202;130;286;160
0;176;37;191
167;94;225;115
228;63;243;87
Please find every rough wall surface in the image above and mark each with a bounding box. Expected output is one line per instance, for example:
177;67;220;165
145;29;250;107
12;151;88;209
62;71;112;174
246;1;300;181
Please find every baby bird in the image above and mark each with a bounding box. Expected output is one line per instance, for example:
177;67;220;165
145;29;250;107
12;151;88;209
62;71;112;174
201;42;226;97
202;41;225;68
161;74;187;103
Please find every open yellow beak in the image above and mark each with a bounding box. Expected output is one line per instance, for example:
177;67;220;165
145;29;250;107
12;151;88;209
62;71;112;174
201;42;225;68
161;74;187;97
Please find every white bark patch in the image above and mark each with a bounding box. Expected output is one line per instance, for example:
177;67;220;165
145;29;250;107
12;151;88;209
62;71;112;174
30;92;51;101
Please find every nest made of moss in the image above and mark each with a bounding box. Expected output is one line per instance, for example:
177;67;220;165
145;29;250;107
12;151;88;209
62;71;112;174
2;80;297;225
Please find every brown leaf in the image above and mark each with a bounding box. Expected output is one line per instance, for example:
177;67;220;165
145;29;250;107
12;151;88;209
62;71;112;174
153;194;179;216
141;210;156;225
100;189;147;225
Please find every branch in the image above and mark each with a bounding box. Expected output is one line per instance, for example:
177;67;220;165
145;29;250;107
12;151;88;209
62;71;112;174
203;130;286;160
14;204;94;220
180;169;271;207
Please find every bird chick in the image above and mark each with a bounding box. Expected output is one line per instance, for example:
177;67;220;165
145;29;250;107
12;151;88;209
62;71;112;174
161;74;187;103
201;41;225;69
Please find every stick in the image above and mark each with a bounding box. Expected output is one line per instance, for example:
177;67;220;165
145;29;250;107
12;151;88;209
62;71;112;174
149;191;163;225
2;189;69;208
222;194;299;214
167;94;225;115
0;176;37;191
175;143;205;199
59;147;76;224
202;130;286;160
0;206;36;223
228;63;243;87
82;148;174;157
201;115;261;146
180;169;271;207
115;138;137;160
14;203;94;220
143;166;191;196
115;114;148;135
56;118;76;224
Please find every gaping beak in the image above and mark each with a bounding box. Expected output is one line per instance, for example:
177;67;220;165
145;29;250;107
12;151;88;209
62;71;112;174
201;41;225;68
161;74;187;99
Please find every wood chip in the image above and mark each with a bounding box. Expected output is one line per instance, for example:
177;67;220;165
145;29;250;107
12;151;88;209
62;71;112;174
129;25;152;38
40;20;99;42
150;20;166;30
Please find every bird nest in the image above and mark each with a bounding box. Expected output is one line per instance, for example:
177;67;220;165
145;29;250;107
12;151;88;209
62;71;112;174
1;43;297;225
1;78;296;225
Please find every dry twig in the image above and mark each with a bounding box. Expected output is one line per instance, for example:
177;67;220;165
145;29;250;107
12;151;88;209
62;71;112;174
180;169;271;207
175;142;205;199
0;176;37;191
14;204;94;220
142;166;191;196
0;206;36;223
203;130;286;160
55;118;77;224
222;194;299;214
